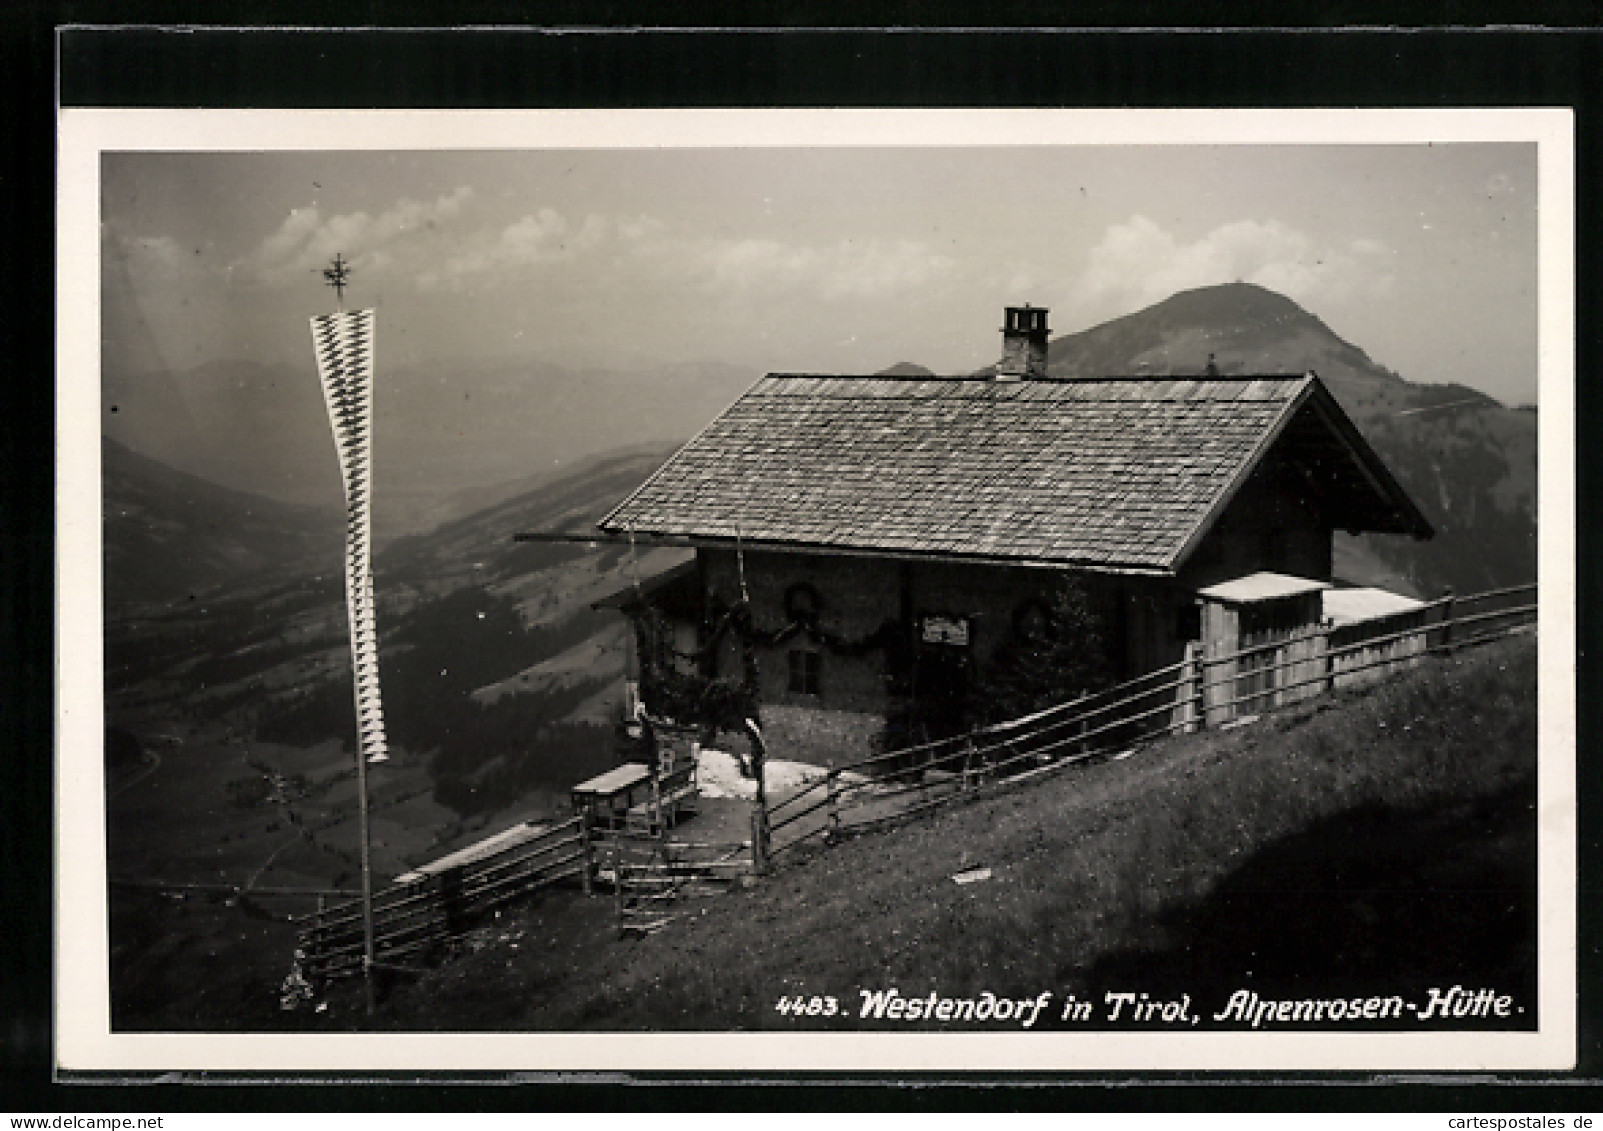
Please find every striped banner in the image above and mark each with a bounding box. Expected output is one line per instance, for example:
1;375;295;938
310;309;388;764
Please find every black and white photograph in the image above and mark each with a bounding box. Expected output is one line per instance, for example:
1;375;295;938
55;107;1574;1074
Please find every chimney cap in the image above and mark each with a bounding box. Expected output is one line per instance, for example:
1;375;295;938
1002;305;1050;334
998;304;1051;379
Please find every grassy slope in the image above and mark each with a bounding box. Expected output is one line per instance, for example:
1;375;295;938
363;633;1537;1032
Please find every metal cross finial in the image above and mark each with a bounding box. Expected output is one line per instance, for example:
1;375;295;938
323;253;354;309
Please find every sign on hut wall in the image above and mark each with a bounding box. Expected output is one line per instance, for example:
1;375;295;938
921;614;971;647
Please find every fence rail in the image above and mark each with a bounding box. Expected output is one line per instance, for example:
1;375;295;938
296;584;1536;961
298;815;592;981
609;835;752;936
767;583;1536;859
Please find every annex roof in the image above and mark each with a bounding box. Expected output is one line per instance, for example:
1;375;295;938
1197;571;1332;605
1322;586;1427;626
598;373;1432;575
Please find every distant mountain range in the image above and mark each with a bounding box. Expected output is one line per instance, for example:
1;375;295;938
102;432;683;614
376;443;686;608
102;355;758;543
1033;283;1536;597
103;282;1536;612
102;436;342;610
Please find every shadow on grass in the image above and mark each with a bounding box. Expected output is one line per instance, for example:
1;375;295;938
1079;775;1537;1029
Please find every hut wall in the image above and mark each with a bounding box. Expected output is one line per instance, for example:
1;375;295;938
700;548;899;764
1178;457;1333;592
701;547;899;715
698;548;1133;763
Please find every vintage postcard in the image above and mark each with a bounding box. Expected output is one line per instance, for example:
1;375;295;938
56;106;1575;1074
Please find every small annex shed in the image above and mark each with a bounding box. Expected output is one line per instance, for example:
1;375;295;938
1196;571;1331;653
1324;585;1433;690
590;307;1433;763
1195;572;1332;724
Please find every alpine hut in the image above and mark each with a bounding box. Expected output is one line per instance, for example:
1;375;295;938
591;306;1433;763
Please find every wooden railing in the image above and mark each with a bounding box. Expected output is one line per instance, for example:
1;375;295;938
297;815;592;981
626;759;699;837
609;836;751;937
766;583;1536;858
295;584;1537;957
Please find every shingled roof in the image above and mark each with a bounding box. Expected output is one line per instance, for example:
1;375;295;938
597;373;1432;575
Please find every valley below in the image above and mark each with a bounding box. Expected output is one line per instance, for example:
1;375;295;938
102;447;687;1029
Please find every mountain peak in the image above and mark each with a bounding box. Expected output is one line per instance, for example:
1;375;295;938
1045;281;1382;384
1174;280;1297;303
1095;281;1326;345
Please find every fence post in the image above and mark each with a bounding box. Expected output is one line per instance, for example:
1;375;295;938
1180;641;1201;733
826;769;841;841
579;816;593;897
650;770;663;840
1287;628;1309;706
611;835;625;934
1440;588;1456;650
750;804;769;875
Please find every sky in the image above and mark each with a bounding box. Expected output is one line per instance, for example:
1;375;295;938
101;142;1539;404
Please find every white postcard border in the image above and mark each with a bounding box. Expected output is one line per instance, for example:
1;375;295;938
56;106;1577;1074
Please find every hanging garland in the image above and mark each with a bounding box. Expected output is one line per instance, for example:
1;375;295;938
633;602;759;736
630;590;909;733
638;592;904;662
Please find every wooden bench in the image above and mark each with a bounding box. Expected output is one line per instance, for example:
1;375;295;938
624;761;700;836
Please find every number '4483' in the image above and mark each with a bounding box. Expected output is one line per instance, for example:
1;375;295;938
775;995;839;1017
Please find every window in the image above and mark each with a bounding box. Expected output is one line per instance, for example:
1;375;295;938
788;648;822;696
1175;602;1201;642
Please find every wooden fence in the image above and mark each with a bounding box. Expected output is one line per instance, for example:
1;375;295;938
1329;605;1428;690
608;836;752;937
766;583;1536;858
297;815;592;981
295;584;1536;956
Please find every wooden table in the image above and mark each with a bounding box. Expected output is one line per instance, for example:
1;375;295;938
571;763;653;830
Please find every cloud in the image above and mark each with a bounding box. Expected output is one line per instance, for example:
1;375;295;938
420;208;613;290
254;206;325;269
242;186;475;285
1070;215;1393;318
671;235;954;301
416;205;954;303
616;215;668;243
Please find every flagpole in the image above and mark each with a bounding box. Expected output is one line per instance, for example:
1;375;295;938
354;622;377;1018
311;253;388;1018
